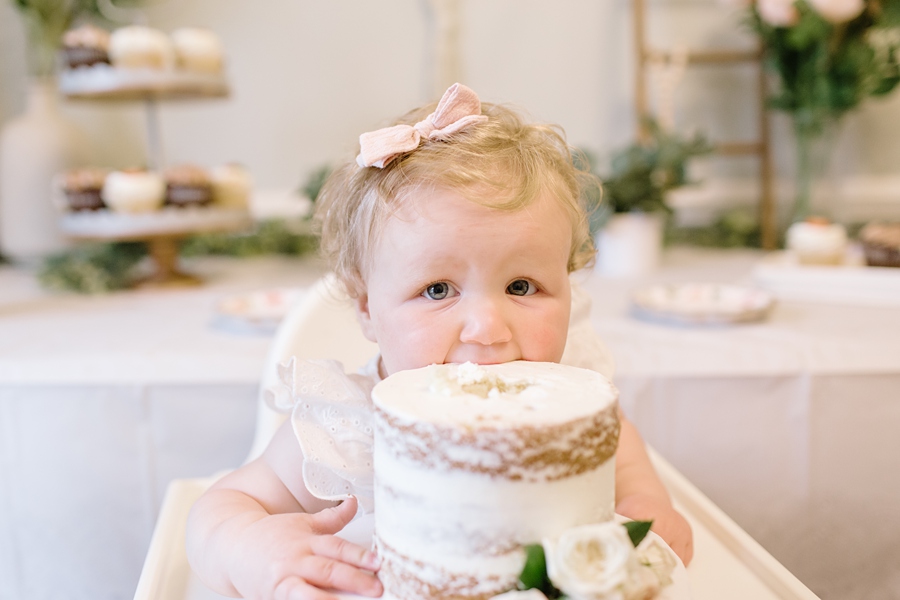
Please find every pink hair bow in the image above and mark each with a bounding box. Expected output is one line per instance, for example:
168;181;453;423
356;83;489;168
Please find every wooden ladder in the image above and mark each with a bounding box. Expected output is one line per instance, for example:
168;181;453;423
632;0;777;249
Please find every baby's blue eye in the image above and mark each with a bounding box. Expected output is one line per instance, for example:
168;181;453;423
424;282;452;300
507;279;536;296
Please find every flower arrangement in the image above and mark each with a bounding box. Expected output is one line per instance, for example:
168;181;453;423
493;520;678;600
748;0;900;221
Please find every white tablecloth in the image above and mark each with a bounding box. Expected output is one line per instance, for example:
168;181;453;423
2;248;898;600
0;256;327;600
576;248;900;600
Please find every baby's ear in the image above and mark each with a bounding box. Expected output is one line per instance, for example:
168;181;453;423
354;294;378;343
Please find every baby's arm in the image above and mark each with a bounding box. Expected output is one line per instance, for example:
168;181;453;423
186;421;382;599
615;413;694;565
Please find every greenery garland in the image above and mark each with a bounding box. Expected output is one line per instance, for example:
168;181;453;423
37;219;319;294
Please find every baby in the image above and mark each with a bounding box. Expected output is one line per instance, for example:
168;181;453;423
186;83;692;599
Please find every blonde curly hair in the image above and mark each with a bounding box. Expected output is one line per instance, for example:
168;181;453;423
314;99;599;299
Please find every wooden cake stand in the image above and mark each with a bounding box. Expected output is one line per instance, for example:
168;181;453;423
59;207;253;287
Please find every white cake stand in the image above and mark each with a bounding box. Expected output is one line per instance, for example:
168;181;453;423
59;207;253;287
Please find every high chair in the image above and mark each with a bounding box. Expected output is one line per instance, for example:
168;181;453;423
133;275;819;600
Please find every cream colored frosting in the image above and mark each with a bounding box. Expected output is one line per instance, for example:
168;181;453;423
210;163;251;208
170;28;223;73
101;170;165;213
786;218;847;263
372;361;620;600
109;26;175;70
63;24;110;49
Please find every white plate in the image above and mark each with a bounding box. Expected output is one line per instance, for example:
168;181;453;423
212;287;306;334
631;283;774;326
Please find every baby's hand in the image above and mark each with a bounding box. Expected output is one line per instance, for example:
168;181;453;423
616;494;693;566
229;497;382;599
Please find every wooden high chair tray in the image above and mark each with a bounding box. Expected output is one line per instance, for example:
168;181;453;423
59;66;229;101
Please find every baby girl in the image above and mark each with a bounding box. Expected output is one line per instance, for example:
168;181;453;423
186;83;692;599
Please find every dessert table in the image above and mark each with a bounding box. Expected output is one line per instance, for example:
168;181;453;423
577;248;900;600
1;247;896;600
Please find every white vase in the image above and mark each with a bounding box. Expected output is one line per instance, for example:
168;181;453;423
595;212;664;277
0;79;92;262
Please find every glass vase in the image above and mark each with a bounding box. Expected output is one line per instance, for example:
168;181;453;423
791;118;840;225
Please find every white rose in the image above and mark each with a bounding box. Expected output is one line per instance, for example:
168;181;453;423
636;539;678;588
806;0;865;23
543;523;635;600
757;0;800;26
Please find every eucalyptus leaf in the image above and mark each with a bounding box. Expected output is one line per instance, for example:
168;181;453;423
519;545;562;599
624;520;653;548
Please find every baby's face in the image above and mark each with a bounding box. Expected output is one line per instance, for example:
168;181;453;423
354;186;573;377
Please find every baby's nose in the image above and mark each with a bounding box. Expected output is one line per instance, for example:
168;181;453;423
458;297;513;346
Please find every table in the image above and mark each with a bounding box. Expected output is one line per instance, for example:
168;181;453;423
0;256;327;600
576;247;900;600
2;248;897;600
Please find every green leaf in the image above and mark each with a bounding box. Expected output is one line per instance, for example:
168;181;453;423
624;520;653;548
519;545;562;599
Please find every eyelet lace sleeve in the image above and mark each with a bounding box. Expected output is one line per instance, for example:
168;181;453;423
266;357;379;513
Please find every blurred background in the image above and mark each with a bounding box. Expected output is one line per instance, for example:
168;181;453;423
1;0;898;222
2;2;900;600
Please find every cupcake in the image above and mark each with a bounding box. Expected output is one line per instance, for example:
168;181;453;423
210;163;251;209
164;163;213;207
859;222;900;268
785;217;847;266
101;169;166;213
61;24;111;69
108;26;175;70
60;168;108;211
170;28;224;73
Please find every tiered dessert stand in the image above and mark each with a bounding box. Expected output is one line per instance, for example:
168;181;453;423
57;66;252;286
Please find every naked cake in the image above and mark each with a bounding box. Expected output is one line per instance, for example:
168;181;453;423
371;361;620;600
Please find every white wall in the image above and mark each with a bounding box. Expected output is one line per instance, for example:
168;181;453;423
2;0;899;216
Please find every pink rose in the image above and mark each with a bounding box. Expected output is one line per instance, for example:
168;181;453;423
757;0;800;26
806;0;866;23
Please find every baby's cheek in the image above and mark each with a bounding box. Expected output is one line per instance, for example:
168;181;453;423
527;320;569;362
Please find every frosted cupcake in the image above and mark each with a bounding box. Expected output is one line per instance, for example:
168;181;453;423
108;26;175;70
786;217;847;266
210;163;251;209
164;164;213;207
102;169;166;213
859;222;900;268
60;168;108;211
61;24;111;69
171;28;224;73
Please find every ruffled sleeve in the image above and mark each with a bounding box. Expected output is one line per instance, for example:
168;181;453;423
266;357;378;513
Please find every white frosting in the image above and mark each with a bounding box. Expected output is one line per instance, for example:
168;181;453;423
101;171;165;213
786;219;847;263
379;361;615;427
372;361;619;600
170;28;223;73
109;26;175;70
210;163;251;208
